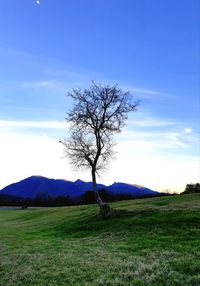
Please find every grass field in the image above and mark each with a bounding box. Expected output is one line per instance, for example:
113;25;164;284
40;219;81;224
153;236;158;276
0;194;200;286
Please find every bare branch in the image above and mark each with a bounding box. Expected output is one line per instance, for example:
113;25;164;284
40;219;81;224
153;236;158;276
61;82;139;211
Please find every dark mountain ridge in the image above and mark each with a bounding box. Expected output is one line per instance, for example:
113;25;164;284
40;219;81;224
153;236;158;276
0;176;159;201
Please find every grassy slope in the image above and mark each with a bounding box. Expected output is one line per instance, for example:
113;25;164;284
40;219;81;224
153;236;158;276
0;194;200;286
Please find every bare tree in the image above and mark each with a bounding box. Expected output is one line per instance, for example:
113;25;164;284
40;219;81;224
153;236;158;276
60;82;138;216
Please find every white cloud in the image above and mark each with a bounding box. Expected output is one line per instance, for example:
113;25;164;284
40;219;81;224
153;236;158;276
0;131;88;190
184;128;192;134
127;113;199;152
0;112;199;193
23;81;53;88
129;118;175;128
99;125;199;192
105;140;200;193
21;80;71;93
119;129;190;151
0;125;199;193
121;85;169;99
21;79;169;100
0;120;68;130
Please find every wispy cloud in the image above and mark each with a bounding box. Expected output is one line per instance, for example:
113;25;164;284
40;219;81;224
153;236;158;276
122;85;169;99
22;81;55;89
21;79;73;93
184;128;192;134
127;113;197;152
129;118;175;127
0;116;196;155
119;130;187;152
118;113;198;159
0;131;79;190
21;80;169;100
0;120;68;130
0;117;199;192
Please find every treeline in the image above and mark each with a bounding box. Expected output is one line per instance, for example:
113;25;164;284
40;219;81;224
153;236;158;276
0;194;72;207
181;183;200;194
0;189;166;207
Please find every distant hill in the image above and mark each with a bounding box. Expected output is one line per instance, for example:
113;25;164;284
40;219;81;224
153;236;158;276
108;182;156;197
0;176;84;199
0;176;159;202
74;179;107;193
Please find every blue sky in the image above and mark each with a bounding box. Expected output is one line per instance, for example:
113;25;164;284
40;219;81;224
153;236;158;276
0;0;199;192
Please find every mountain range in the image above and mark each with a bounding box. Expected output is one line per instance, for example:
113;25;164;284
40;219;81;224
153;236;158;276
0;176;158;200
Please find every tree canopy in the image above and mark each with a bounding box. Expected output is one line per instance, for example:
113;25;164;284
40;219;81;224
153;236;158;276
61;82;139;216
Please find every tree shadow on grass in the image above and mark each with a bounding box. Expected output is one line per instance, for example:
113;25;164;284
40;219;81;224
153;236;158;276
52;207;199;239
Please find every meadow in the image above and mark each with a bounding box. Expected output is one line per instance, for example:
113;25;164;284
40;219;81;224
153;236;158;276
0;194;200;286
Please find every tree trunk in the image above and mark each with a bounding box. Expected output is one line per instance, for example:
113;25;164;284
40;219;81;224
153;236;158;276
92;168;111;217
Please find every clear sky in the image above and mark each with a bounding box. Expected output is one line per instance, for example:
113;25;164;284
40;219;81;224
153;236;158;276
0;0;199;192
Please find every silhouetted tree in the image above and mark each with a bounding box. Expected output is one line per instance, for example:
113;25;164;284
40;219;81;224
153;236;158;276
182;183;200;194
81;189;112;204
60;82;138;216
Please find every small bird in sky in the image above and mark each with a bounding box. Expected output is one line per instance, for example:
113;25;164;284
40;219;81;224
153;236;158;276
36;0;40;4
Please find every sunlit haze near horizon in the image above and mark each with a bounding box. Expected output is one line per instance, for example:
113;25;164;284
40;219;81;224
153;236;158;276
0;0;199;193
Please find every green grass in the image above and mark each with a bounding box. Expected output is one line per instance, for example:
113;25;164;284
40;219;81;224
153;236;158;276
0;194;200;286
